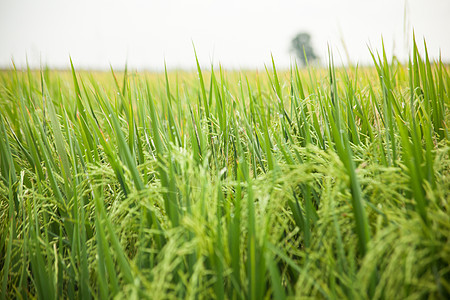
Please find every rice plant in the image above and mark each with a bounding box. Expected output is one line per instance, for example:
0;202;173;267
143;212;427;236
0;38;449;299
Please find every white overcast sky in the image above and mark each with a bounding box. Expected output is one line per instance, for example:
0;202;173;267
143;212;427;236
0;0;449;70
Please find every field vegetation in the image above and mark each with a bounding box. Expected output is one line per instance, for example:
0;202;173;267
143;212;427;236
0;40;449;299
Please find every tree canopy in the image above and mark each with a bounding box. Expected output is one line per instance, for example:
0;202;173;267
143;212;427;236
291;32;317;65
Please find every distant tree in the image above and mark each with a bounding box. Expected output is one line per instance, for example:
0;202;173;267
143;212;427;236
290;32;317;66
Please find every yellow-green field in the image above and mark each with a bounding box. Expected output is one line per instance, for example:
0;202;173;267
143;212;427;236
0;43;449;299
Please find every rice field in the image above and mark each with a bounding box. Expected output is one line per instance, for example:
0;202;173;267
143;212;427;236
0;40;449;299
